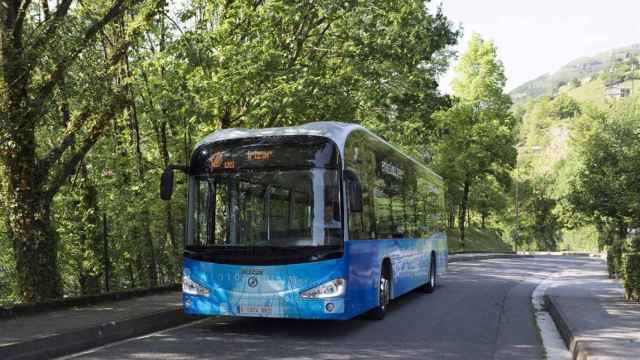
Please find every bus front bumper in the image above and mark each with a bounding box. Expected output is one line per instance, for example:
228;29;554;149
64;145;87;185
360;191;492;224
183;293;348;320
182;257;351;320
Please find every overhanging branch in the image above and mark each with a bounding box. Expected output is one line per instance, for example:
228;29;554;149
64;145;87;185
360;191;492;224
44;92;128;201
25;0;130;125
40;0;166;196
27;0;84;62
37;108;91;174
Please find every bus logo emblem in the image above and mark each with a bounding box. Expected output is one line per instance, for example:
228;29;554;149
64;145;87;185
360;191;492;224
248;276;258;288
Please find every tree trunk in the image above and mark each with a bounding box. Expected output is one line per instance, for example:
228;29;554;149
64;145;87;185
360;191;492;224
157;110;179;276
448;207;456;229
141;210;158;287
124;47;158;287
220;109;232;129
1;2;62;302
617;219;628;243
458;179;471;250
156;9;179;271
6;176;60;301
128;260;136;288
77;165;102;296
4;122;62;302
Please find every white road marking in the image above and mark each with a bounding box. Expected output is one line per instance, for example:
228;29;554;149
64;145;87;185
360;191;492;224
532;271;571;360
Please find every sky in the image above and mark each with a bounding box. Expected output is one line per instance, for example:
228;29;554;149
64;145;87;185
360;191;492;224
434;0;640;93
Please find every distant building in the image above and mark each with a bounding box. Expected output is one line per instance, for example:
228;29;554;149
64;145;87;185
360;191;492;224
605;80;634;100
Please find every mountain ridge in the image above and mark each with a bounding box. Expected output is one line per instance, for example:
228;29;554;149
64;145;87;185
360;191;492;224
509;43;640;103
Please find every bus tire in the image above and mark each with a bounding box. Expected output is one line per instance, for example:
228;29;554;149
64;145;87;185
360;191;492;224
369;264;391;320
423;253;437;293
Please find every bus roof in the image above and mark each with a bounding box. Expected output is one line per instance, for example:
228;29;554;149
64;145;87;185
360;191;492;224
195;121;442;181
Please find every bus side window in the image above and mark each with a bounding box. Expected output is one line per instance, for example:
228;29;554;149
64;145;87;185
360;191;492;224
347;166;376;240
345;134;376;240
345;170;363;213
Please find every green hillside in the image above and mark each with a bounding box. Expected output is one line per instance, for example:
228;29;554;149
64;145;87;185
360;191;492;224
510;44;640;104
448;226;513;253
562;77;607;108
509;46;640;252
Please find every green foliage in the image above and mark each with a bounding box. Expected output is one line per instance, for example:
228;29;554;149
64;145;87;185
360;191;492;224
514;83;640;253
568;98;640;231
570;78;581;88
519;177;562;250
433;34;516;248
608;240;624;278
601;55;640;87
622;252;640;301
549;94;581;119
447;226;512;253
627;236;640;253
558;225;600;252
0;224;18;305
170;0;458;139
0;0;460;303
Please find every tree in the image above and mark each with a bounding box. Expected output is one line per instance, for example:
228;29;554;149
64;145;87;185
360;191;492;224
0;0;161;302
568;98;640;241
169;0;458;137
517;176;562;250
433;34;516;248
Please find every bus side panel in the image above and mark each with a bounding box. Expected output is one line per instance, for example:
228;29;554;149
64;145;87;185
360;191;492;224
345;240;380;317
346;237;437;316
433;232;448;275
389;238;430;298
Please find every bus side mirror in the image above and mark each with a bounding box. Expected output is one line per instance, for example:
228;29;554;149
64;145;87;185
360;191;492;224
160;165;188;201
160;166;174;201
344;170;363;213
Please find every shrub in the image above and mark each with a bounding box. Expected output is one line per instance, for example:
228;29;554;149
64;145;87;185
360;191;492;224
622;252;640;301
626;235;640;253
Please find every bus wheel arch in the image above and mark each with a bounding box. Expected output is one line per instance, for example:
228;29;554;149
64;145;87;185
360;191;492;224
422;252;437;293
369;258;392;320
381;257;392;297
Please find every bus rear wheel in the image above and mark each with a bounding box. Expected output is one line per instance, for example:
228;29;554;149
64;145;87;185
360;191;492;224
422;254;437;293
369;268;390;320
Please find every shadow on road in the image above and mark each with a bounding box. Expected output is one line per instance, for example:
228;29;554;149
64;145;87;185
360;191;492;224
74;257;589;360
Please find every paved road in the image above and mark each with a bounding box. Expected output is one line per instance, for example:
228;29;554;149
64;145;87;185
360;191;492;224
67;256;596;360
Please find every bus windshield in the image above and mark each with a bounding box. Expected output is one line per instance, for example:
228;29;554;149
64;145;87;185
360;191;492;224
187;169;343;250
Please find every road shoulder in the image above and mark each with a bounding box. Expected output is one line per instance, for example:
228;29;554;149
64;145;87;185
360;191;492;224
545;259;640;359
0;291;198;360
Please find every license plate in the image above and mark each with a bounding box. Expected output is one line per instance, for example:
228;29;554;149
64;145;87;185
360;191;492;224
237;305;273;314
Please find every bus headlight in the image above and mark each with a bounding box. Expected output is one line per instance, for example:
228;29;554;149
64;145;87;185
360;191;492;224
300;278;346;299
182;274;209;296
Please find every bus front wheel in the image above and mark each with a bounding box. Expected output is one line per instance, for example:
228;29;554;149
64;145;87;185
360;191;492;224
369;268;390;320
422;254;437;293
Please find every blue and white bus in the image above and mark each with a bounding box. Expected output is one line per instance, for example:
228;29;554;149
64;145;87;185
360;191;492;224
160;122;447;320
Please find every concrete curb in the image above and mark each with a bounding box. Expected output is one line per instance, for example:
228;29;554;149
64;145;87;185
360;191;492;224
545;294;618;360
0;284;181;319
518;251;605;259
449;254;534;263
0;308;199;360
544;295;573;351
